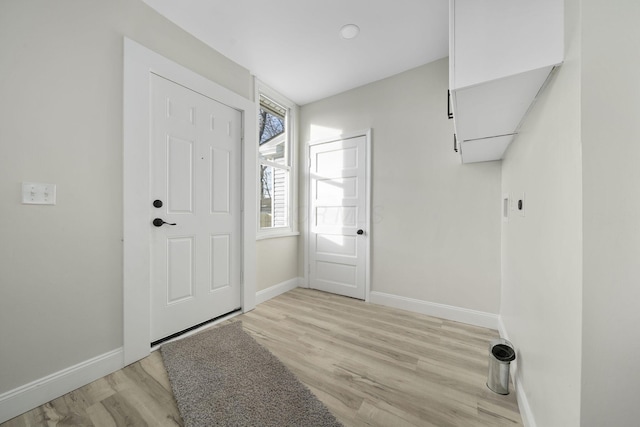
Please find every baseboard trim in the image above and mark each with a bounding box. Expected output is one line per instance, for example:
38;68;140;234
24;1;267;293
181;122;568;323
297;277;309;288
0;348;123;424
369;291;499;329
497;316;508;339
498;320;536;427
514;373;536;427
255;278;300;305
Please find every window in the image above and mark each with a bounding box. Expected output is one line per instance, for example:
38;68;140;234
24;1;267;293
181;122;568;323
257;85;297;238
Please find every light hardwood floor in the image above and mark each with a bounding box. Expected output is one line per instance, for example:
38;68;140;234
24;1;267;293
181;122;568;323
3;288;522;426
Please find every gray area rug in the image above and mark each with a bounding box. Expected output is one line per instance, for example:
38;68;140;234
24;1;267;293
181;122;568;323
161;321;343;427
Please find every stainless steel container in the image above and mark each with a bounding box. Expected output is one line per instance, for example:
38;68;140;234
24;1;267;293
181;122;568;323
487;338;516;395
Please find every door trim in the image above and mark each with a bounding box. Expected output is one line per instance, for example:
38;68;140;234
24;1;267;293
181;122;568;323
123;38;257;365
304;129;371;301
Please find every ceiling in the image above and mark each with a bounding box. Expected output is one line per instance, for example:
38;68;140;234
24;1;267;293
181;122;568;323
142;0;449;106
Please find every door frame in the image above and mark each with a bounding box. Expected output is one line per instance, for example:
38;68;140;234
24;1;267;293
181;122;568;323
304;129;371;301
123;38;256;365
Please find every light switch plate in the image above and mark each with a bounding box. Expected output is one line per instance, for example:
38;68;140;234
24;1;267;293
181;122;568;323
22;182;57;205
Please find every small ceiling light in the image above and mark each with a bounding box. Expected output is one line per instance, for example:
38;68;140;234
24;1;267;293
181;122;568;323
340;24;360;40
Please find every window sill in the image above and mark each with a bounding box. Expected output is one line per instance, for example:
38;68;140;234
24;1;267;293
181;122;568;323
256;230;300;241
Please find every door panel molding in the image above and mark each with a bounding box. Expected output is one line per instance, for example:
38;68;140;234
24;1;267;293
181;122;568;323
149;74;242;342
123;38;256;365
305;130;371;301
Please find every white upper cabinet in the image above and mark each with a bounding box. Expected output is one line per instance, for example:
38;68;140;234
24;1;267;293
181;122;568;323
449;0;564;163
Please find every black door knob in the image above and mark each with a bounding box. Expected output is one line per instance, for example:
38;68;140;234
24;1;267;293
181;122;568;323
153;218;176;227
357;229;364;235
153;200;163;208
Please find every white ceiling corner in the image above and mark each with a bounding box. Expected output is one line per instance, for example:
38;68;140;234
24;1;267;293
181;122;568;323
142;0;449;106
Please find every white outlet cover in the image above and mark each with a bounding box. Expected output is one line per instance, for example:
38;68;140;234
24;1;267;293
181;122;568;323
22;182;57;205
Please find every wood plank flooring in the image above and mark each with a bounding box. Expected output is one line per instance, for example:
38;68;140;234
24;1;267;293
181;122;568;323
2;288;522;426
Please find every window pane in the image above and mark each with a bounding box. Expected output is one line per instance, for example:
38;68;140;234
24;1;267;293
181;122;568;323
259;96;287;164
260;164;289;228
258;92;290;232
259;108;284;144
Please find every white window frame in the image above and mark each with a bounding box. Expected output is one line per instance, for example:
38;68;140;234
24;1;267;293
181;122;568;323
256;79;299;240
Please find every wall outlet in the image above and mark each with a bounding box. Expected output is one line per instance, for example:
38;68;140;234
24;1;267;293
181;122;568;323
517;192;525;217
22;182;57;205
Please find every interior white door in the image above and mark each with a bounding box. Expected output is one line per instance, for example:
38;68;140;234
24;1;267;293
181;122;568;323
149;74;241;342
309;135;368;300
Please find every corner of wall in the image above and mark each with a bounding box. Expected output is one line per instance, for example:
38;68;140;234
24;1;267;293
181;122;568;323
255;278;301;305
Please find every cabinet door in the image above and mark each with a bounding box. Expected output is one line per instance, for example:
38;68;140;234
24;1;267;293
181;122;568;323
450;0;563;90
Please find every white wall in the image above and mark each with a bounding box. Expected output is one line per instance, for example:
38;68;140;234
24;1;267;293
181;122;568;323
500;0;582;425
501;0;582;427
581;0;640;425
0;0;252;395
256;237;298;292
300;58;502;314
502;1;640;425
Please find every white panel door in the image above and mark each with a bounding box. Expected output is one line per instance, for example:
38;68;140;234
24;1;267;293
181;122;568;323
150;74;241;342
309;135;368;300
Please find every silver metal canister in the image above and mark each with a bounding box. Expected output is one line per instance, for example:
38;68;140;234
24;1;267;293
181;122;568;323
487;338;516;395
